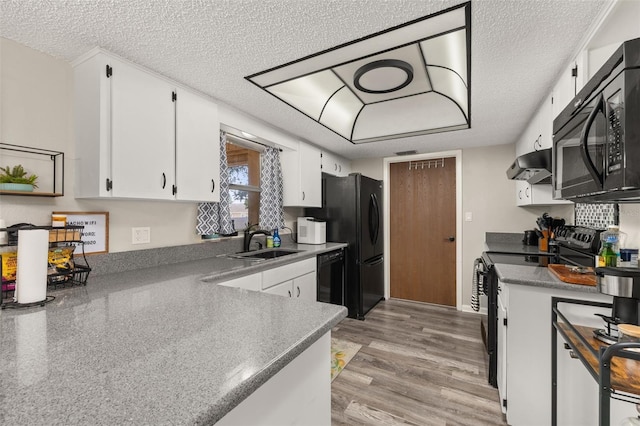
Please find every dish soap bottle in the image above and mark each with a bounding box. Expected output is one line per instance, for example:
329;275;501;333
273;228;281;248
598;225;623;267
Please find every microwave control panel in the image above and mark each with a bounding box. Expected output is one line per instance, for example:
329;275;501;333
607;91;623;173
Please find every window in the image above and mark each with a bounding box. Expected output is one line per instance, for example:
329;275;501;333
226;139;261;231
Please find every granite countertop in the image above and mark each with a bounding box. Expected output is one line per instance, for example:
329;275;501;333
485;233;598;293
495;263;599;293
0;243;348;425
484;242;550;255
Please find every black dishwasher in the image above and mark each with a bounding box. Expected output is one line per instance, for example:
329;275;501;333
317;249;345;306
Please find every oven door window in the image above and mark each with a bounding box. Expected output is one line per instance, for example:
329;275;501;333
554;99;606;197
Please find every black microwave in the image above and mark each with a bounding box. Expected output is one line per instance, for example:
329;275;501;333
553;37;640;202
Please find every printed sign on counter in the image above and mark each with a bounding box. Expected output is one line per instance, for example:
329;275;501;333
52;211;109;254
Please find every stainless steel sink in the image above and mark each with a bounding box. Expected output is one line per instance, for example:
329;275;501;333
227;248;301;260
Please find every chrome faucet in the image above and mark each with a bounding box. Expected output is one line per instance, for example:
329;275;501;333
243;224;271;252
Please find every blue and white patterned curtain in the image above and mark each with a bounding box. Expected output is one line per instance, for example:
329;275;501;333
259;147;285;230
196;131;234;235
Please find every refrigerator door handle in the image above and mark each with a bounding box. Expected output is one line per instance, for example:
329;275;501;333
363;255;384;266
369;193;380;245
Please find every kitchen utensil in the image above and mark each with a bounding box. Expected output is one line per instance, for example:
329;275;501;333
523;230;539;246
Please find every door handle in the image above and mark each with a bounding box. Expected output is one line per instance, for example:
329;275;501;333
579;93;605;187
287;290;292;298
296;286;300;298
211;179;215;193
448;236;455;242
162;173;166;189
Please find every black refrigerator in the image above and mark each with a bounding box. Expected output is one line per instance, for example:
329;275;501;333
306;173;384;319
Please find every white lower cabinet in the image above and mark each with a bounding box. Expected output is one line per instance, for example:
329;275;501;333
217;332;331;425
217;273;262;292
262;274;315;300
220;258;317;301
262;258;317;300
263;280;294;297
497;281;638;426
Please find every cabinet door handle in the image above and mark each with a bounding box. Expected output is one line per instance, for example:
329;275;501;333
162;173;166;189
338;165;342;172
287;290;292;298
525;186;530;198
518;190;522;200
296;286;300;297
211;179;215;193
302;191;305;200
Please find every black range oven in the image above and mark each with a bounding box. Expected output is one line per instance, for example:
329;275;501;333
554;225;601;267
476;226;602;388
476;251;553;388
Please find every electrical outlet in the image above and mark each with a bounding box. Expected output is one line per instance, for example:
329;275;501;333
132;227;151;244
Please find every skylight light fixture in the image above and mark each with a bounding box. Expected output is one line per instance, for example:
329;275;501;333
246;2;471;144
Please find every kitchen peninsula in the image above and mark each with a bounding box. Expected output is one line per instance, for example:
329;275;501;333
482;235;638;424
0;244;347;425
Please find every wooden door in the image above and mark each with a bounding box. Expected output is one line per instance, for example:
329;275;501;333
390;157;456;306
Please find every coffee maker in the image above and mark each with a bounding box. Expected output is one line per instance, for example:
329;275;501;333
594;267;640;344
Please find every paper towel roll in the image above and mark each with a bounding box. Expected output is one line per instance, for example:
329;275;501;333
0;219;7;244
15;229;48;304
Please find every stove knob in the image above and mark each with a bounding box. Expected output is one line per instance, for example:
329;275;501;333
585;234;592;243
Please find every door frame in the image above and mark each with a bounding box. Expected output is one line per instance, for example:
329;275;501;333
383;150;463;310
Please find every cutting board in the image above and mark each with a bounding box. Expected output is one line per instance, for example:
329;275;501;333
548;264;596;286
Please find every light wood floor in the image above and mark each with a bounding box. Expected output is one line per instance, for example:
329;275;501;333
331;299;507;426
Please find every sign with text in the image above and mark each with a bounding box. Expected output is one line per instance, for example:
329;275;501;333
53;212;109;254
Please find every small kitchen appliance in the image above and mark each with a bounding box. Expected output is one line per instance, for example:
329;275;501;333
297;217;326;245
553;37;640;202
523;230;539;246
594;266;640;343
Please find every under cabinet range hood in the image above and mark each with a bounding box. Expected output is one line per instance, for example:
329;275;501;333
506;148;552;184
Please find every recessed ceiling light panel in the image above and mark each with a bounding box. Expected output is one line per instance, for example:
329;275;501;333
353;59;414;94
246;2;471;144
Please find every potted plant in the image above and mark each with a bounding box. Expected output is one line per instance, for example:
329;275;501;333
0;165;38;192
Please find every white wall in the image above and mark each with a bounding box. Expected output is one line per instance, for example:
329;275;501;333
0;38;301;253
351;143;575;310
351;158;384;180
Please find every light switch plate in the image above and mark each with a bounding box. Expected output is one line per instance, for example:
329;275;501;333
132;227;151;244
465;212;473;222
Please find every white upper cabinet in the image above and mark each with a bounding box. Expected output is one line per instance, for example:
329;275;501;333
551;49;588;120
73;49;220;202
514;94;570;206
281;141;321;207
321;150;352;177
109;56;176;199
175;88;220;202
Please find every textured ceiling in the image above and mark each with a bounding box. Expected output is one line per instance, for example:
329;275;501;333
0;0;610;159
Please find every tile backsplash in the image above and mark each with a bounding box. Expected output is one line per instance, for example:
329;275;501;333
574;203;618;229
